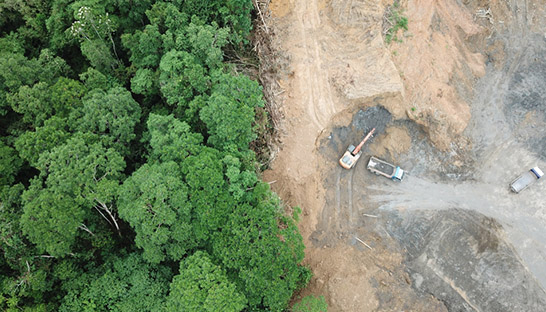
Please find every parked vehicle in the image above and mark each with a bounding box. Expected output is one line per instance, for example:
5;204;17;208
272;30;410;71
367;156;405;181
510;167;543;193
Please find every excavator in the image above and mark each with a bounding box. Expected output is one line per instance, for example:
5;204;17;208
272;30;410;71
339;128;376;169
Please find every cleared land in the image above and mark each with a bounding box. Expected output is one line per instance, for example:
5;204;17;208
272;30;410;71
263;0;546;310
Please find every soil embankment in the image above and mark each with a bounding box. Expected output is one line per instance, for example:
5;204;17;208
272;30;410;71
262;0;546;311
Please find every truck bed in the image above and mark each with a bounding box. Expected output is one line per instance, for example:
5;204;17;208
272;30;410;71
367;157;394;176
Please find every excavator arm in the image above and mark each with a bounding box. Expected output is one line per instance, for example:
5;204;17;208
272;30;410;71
353;128;375;155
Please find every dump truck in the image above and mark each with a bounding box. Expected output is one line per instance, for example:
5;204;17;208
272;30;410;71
510;167;543;193
366;156;405;181
339;128;376;169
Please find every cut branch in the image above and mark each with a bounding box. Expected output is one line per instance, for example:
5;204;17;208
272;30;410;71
355;236;373;250
253;0;269;34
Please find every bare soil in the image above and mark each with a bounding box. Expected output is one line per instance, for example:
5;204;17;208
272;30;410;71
260;0;546;311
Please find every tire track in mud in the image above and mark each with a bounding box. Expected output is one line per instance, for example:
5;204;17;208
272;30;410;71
347;169;354;225
295;0;336;130
320;166;361;234
330;169;355;231
368;139;546;285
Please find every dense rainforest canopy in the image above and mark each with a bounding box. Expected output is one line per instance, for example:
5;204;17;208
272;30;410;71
0;1;311;311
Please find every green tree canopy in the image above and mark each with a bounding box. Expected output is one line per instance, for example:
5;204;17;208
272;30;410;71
163;19;229;70
0;1;311;310
59;252;171;312
0;141;22;187
49;77;87;119
147;113;203;163
6;82;52;127
118;161;196;263
79;67;121;91
130;68;158;95
68;5;122;75
20;134;125;256
0;49;69;120
71;87;141;154
178;0;253;44
165;251;246;312
20;184;83;257
212;183;311;311
200;72;264;153
121;24;163;69
0;49;68;114
0;184;53;308
14;116;69;166
159;49;209;106
179;146;234;241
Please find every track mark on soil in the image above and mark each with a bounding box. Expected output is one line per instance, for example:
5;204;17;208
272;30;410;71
296;0;337;130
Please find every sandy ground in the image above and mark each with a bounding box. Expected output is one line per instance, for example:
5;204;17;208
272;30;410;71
261;0;546;311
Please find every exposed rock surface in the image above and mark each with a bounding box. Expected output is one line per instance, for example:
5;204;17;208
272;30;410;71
387;209;546;312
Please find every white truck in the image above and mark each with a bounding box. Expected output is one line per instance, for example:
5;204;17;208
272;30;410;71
510;167;543;193
367;156;405;181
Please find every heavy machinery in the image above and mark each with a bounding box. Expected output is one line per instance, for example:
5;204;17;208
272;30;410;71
339;128;375;169
367;156;405;181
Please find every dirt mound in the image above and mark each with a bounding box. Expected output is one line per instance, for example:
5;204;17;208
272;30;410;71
387;0;490;150
370;126;411;161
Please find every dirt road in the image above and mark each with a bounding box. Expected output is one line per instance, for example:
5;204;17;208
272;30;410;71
263;0;546;311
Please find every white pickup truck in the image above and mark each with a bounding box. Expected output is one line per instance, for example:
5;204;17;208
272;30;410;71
367;156;405;181
510;167;543;193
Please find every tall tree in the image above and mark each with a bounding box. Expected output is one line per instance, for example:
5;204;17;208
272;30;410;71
7;82;53;127
59;252;171;312
180;146;235;241
121;24;163;69
0;49;69;121
165;251;246;312
0;184;54;310
159;49;209;107
147;113;203;163
200;72;264;154
20;134;125;257
212;183;311;311
162;19;229;70
118;161;195;264
178;0;253;44
0;49;68;96
20;183;83;257
14;116;69;166
71;87;141;155
0;141;22;186
68;5;122;75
